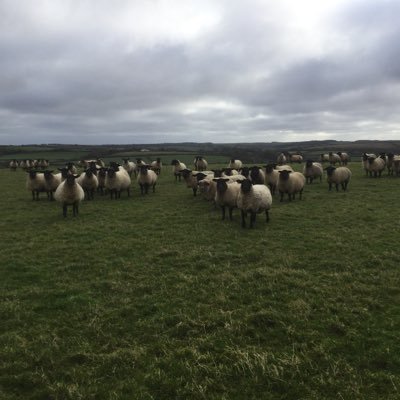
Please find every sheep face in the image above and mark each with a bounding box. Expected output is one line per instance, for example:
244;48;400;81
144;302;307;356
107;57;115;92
239;179;253;194
324;166;336;176
264;164;276;173
213;178;230;193
306;160;313;168
278;170;292;181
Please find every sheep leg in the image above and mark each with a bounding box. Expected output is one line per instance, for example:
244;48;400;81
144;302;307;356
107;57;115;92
279;191;284;202
62;204;68;217
127;188;130;197
152;183;156;193
73;202;79;216
229;207;233;221
335;184;339;192
288;193;292;201
31;190;35;200
250;212;256;228
241;210;247;228
299;189;303;200
265;210;269;223
221;206;226;220
140;184;144;195
328;183;332;191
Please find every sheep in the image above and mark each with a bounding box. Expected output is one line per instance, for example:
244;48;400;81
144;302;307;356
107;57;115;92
393;155;400;176
303;160;323;184
9;159;18;171
54;174;85;217
76;168;99;200
43;170;62;200
96;158;106;168
213;178;241;220
122;158;136;177
324;166;351;191
180;169;200;196
362;153;376;176
26;170;46;200
277;170;306;202
249;166;266;185
240;167;250;179
289;153;303;163
277;153;287;165
97;167;107;194
264;164;280;195
38;159;49;169
228;159;243;170
320;153;330;163
264;164;295;195
387;153;395;175
150;158;162;175
337;152;350;165
105;166;131;199
198;178;217;203
194;156;208;171
134;158;147;176
367;155;386;178
137;165;157;195
329;152;341;165
66;162;78;174
171;159;187;181
237;179;273;228
222;168;239;176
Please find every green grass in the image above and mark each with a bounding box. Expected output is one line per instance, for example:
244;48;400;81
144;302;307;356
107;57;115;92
0;162;399;399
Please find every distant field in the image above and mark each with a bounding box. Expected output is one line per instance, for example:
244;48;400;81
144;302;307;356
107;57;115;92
0;158;399;399
0;151;89;162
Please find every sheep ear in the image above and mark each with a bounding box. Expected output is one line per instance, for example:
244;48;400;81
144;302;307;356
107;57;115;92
222;178;229;182
74;174;80;178
237;179;244;183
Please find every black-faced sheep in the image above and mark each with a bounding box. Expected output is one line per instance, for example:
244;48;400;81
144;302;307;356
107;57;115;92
324;166;351;191
54;174;85;217
237;179;273;228
277;170;306;202
303;160;323;184
137;165;158;195
213;178;241;221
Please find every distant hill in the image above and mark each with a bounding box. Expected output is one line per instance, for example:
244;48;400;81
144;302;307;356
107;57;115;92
1;140;399;164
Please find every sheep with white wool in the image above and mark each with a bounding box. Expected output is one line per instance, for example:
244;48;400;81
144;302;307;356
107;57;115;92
105;166;131;199
324;166;351;191
137;165;158;195
228;159;243;170
277;153;287;165
393;155;400;176
171;159;187;181
26;170;46;200
237;179;272;228
194;156;208;171
150;158;162;175
320;153;330;163
43;170;62;200
277;170;306;202
76;168;99;200
329;152;341;165
9;159;18;171
213;178;241;220
303;160;323;184
337;152;350;165
54;174;85;217
361;153;376;175
263;164;294;195
122;159;136;177
289;154;303;163
249;166;266;185
366;155;386;178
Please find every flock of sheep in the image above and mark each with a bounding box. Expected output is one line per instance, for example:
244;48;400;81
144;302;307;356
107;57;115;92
171;151;399;228
8;150;400;226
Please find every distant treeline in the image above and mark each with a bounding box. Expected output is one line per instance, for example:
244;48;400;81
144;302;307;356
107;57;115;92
1;140;400;164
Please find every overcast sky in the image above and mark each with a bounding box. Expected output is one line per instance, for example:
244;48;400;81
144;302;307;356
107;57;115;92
1;0;400;145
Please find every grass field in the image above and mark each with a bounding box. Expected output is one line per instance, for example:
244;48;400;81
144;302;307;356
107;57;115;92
1;157;399;399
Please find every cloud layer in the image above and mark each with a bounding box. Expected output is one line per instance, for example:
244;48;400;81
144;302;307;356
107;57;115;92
1;0;400;144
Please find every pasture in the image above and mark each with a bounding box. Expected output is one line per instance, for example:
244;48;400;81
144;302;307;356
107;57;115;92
0;155;399;399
